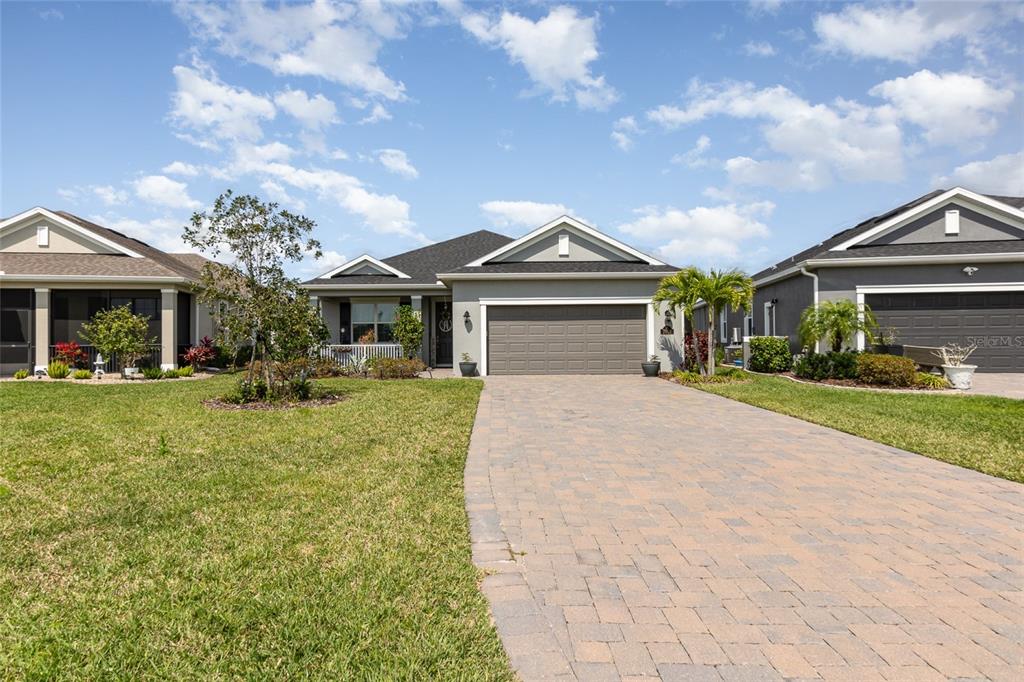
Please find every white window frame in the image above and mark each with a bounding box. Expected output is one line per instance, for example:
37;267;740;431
763;302;774;336
350;298;400;344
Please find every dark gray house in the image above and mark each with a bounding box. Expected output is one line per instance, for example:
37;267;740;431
697;187;1024;372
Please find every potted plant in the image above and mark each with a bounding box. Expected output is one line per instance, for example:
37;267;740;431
80;304;155;379
641;354;661;377
459;352;477;377
872;326;903;356
939;342;978;390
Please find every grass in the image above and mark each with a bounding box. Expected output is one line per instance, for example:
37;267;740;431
0;375;512;680
692;373;1024;483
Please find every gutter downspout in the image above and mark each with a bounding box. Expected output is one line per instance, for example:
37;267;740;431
800;266;819;353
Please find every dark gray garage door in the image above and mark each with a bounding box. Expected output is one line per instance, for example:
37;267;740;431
867;291;1024;372
488;305;646;375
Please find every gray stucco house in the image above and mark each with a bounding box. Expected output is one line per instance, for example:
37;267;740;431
0;207;221;376
698;187;1024;372
303;216;684;375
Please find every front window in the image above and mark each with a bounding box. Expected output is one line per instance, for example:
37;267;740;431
351;301;397;343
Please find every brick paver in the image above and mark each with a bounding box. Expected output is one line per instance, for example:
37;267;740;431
465;376;1022;680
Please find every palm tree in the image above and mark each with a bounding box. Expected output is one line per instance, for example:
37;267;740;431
696;269;755;375
653;268;703;373
798;299;878;352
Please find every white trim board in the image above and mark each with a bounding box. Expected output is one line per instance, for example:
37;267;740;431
830;188;1024;251
0;207;145;258
465;215;665;267
477;296;656;376
317;253;411;279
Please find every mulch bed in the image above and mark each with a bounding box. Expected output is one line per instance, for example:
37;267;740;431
203;394;347;411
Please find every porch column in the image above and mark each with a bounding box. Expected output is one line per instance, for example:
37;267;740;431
160;289;177;370
33;288;50;373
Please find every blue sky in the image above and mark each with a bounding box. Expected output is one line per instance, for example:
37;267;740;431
3;1;1022;276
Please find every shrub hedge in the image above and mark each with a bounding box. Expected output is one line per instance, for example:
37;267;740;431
855;353;916;387
748;337;792;372
794;351;859;381
368;357;425;379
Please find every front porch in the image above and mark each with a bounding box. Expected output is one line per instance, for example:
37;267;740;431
313;293;455;368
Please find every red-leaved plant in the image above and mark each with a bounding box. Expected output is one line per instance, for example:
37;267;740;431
54;341;88;368
183;336;216;369
683;331;709;372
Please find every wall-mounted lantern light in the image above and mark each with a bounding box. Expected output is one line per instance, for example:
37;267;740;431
463;310;471;322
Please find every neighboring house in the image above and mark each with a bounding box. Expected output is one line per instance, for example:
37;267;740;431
696;188;1024;372
303;216;684;375
0;207;220;375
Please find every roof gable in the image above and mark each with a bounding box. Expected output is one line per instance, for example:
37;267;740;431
465;216;664;267
319;254;411;279
0;207;144;258
831;188;1024;251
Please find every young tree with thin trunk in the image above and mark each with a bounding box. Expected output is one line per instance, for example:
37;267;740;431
653;268;704;374
183;191;324;395
798;299;877;353
696;269;755;376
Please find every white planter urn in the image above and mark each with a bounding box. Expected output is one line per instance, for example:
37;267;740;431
942;364;976;390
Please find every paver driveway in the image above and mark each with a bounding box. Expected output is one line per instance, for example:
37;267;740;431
465;376;1023;681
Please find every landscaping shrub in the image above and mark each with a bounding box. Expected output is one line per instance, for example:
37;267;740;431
177;365;195;377
748;337;792;372
392;305;425;359
856;353;916;387
162;369;182;379
13;369;29;380
47;361;70;379
914;372;950;390
224;378;271;404
673;369;745;385
183;336;216;368
72;369;92;380
368;357;425;379
143;366;164;380
683;330;708;371
794;351;859;381
54;341;88;368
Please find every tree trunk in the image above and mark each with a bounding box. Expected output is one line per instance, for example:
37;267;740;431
688;315;702;375
832;335;843;353
708;312;716;376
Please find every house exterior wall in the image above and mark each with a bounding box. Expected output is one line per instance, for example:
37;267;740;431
0;221;119;254
752;274;815;351
816;262;1023;303
450;278;684;372
865;203;1023;245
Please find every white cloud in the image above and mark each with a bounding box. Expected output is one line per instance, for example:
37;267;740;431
618;201;774;264
273;89;339;129
724;157;832;191
813;3;996;63
359;102;392;124
936;151;1024;196
611;116;641;151
460;5;618;110
330;149;350;160
260;180;306;212
671;135;712;168
92;185;129;206
176;0;406;101
375;149;419;179
39;8;63;21
171;63;276;145
133;175;201;210
480;200;572;228
303;248;349;276
869;70;1013;144
647;80;903;189
742;41;776;57
162;161;201;177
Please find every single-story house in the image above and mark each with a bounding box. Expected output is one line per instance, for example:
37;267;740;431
696;187;1024;372
0;207;219;375
303;216;684;375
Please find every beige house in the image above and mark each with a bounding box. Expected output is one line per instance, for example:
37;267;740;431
0;207;219;375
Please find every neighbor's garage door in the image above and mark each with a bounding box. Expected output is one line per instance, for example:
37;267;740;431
866;291;1024;372
488;304;645;375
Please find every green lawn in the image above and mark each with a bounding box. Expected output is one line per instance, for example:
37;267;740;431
0;375;512;680
692;374;1024;483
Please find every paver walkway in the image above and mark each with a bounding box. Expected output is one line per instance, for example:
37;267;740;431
465;376;1023;681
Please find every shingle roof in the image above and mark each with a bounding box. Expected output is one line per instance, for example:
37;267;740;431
813;239;1024;259
0;252;185;278
442;261;679;275
752;190;1024;281
303;229;514;285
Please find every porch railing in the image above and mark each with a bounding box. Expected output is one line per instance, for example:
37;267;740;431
49;344;162;372
318;343;404;364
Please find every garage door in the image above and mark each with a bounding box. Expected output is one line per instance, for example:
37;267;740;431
487;304;646;375
866;291;1024;372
